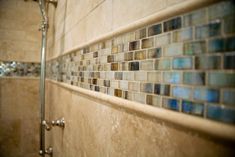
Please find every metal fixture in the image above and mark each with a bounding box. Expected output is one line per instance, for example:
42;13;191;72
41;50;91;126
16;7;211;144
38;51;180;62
51;117;65;128
42;118;65;131
45;147;53;156
42;120;52;131
39;147;53;156
38;0;48;156
38;0;56;156
24;0;58;156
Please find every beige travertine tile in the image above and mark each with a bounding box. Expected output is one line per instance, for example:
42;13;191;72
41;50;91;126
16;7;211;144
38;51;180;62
0;78;40;157
46;82;235;157
85;0;112;44
112;0;167;30
0;0;40;62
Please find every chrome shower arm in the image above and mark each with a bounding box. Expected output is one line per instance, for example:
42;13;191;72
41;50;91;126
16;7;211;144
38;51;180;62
39;0;48;30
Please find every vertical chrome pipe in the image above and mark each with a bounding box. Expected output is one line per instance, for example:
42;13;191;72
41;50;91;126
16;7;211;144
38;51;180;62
38;0;48;156
39;30;47;156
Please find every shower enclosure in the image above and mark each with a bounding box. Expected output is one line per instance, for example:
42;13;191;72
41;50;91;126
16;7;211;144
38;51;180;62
0;0;235;157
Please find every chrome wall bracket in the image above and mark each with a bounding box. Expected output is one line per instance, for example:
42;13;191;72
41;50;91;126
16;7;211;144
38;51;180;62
45;147;53;156
51;117;65;128
42;118;65;131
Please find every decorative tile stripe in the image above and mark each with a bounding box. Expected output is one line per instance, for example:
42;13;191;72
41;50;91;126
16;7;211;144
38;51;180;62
0;61;40;77
47;1;235;124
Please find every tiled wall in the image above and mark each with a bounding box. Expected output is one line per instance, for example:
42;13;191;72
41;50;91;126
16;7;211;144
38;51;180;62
47;0;235;124
0;61;40;77
0;0;41;62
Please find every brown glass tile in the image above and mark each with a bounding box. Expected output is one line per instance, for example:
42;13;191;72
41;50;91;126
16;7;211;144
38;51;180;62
107;55;114;63
92;79;97;85
146;95;161;106
129;62;139;71
135;28;147;39
134;50;146;60
123;91;129;99
93;51;98;58
98;65;103;71
119;62;129;71
88;78;92;84
104;80;110;87
129;41;140;51
112;46;118;53
142;38;154;49
114;89;122;97
111;63;118;71
94;86;100;91
83;47;89;54
94;72;100;78
124;52;133;61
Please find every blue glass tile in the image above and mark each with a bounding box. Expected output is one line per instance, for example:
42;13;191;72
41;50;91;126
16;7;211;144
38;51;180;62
224;54;235;69
163;72;181;84
208;38;224;52
224;15;235;34
172;86;192;99
184;41;206;55
154;84;170;96
225;37;235;51
141;83;153;93
207;104;235;124
195;56;221;69
148;23;162;36
223;90;235;106
164;17;182;32
163;98;180;111
173;57;192;69
194;88;219;103
208;72;235;87
183;9;206;27
183;72;205;85
195;22;221;39
182;100;204;116
208;1;235;20
155;59;171;70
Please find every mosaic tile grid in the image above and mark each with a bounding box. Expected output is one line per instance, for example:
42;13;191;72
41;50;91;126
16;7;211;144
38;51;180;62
0;61;40;77
45;1;235;124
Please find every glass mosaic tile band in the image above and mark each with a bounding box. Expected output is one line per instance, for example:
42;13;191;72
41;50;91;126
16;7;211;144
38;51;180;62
47;0;235;124
0;61;40;77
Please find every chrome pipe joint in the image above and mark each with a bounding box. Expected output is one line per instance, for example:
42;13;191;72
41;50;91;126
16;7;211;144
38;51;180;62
39;21;48;31
42;120;52;131
39;147;53;156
